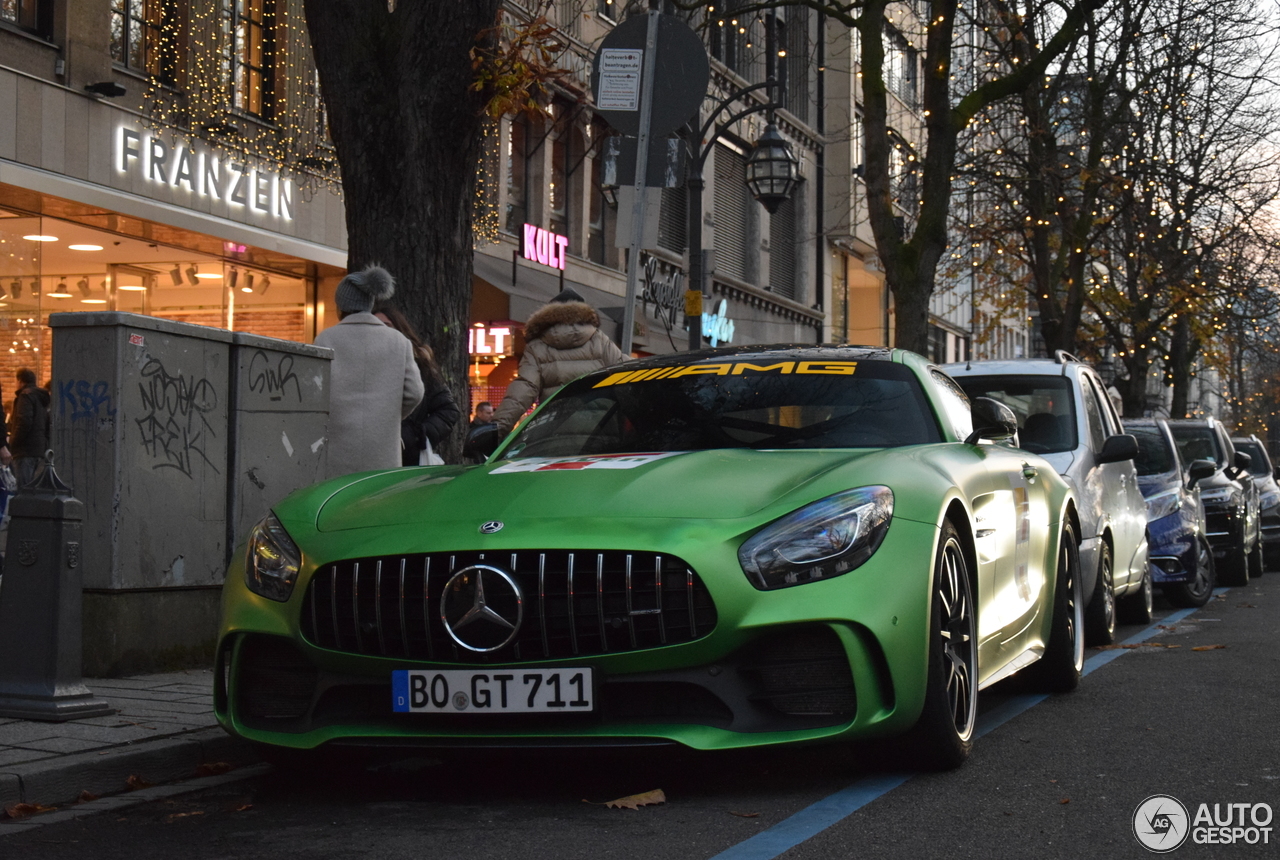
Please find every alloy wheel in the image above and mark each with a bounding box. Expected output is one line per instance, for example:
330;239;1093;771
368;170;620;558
938;537;977;740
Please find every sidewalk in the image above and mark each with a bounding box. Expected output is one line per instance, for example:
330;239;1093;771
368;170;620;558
0;669;257;811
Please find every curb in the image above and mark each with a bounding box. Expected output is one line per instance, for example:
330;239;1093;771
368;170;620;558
0;728;258;809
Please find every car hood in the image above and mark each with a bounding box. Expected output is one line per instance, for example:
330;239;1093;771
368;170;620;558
312;449;890;532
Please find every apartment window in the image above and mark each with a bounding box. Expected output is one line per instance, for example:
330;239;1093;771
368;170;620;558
784;7;810;123
713;144;751;283
505;117;529;233
1;0;50;36
657;186;687;255
596;0;617;20
883;26;917;107
768;194;797;300
111;0;182;84
222;0;276;119
710;3;750;78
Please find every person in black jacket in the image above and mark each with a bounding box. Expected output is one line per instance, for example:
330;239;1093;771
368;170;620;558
11;367;50;487
373;305;461;465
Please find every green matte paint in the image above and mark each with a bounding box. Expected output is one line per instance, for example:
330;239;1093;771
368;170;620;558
216;348;1075;754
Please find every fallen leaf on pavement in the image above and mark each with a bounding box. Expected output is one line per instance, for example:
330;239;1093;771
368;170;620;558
125;775;153;791
1238;604;1257;608
196;762;234;777
5;802;56;819
76;790;100;803
729;811;760;818
165;811;205;823
584;789;667;810
1049;779;1058;783
1192;645;1227;651
1060;798;1071;805
234;803;254;813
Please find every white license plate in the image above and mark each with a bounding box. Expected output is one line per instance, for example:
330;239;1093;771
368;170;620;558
392;668;594;713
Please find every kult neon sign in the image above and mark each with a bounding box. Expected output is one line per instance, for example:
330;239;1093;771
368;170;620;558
469;325;513;356
522;224;568;270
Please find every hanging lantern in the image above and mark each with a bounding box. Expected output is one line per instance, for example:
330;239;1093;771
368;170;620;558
744;123;800;214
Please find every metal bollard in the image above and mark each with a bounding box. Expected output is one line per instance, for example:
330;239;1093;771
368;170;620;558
0;451;112;720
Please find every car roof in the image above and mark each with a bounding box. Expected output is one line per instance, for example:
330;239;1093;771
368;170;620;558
940;353;1099;379
611;344;900;372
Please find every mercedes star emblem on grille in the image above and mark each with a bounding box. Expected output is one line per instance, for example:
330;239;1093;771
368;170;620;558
440;565;524;652
479;521;504;534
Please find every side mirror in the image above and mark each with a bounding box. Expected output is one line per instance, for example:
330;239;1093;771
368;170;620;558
1097;434;1139;464
1187;458;1216;489
1273;464;1280;481
1234;450;1252;471
965;397;1018;445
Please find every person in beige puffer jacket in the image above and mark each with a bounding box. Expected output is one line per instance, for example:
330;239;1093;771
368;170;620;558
491;288;627;434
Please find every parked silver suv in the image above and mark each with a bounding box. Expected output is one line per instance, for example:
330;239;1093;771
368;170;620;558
944;353;1150;645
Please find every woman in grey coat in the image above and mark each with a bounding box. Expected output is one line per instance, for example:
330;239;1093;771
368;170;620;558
314;266;424;478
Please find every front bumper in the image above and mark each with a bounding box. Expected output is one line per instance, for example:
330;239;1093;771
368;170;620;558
216;517;941;752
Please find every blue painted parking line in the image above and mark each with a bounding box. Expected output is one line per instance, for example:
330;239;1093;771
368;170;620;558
707;589;1228;860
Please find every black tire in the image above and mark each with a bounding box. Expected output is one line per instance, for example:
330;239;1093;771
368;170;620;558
1024;521;1084;693
1164;539;1216;608
906;520;977;771
1084;541;1116;646
1248;540;1264;578
1117;563;1154;626
1219;541;1250;587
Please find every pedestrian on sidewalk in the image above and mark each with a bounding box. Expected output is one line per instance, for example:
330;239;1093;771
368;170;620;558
315;265;424;478
373;303;461;465
490;288;627;435
10;367;49;488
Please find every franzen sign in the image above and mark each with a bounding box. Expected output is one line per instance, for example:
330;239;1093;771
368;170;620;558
115;125;294;222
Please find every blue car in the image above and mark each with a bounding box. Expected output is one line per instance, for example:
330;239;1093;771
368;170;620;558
1127;419;1217;607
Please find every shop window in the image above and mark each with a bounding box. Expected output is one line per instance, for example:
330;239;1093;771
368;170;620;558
111;0;182;84
505;116;529;234
222;0;276;120
0;0;50;37
550;133;568;238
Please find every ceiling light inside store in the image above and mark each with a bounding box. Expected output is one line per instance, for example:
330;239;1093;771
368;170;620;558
242;273;254;294
11;281;20;299
170;266;183;286
77;278;90;296
257;277;270;295
30;280;40;296
194;272;222;279
81;298;107;304
48;283;72;298
117;282;147;291
185;267;199;286
228;269;239;290
22;235;58;242
68;244;103;252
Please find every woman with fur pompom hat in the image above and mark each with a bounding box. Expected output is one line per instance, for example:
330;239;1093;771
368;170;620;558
315;265;424;477
491;288;627;434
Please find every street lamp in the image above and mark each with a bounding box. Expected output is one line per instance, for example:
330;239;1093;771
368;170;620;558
683;79;799;350
744;123;800;214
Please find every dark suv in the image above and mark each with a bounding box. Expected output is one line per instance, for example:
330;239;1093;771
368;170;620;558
1166;419;1260;585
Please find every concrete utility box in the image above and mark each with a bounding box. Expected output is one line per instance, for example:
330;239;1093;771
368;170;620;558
227;332;331;560
49;313;332;676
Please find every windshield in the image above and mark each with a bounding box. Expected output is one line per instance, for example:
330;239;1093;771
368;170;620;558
1234;440;1270;476
953;375;1078;455
1168;424;1224;469
500;358;943;459
1128;425;1176;477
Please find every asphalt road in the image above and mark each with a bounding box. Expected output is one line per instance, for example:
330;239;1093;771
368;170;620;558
8;575;1279;860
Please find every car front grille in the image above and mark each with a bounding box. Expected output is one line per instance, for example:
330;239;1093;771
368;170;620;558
300;550;717;663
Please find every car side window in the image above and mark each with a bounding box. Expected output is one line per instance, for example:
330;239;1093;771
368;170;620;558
1079;377;1108;452
1086;374;1123;435
929;369;973;441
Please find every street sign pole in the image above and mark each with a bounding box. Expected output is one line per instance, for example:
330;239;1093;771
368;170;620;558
620;10;660;356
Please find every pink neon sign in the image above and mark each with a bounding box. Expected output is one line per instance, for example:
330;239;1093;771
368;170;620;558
522;223;569;271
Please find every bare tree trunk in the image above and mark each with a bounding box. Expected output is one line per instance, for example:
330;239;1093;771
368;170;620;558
303;0;501;459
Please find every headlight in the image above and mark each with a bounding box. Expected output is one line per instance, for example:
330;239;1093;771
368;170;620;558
738;487;893;590
1144;489;1181;522
1199;486;1234;504
1261;490;1280;513
245;512;302;601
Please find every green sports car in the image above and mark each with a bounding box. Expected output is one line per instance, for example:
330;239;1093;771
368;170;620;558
215;346;1084;769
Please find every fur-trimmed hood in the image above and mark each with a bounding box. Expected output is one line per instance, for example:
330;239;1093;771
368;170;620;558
523;300;600;342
